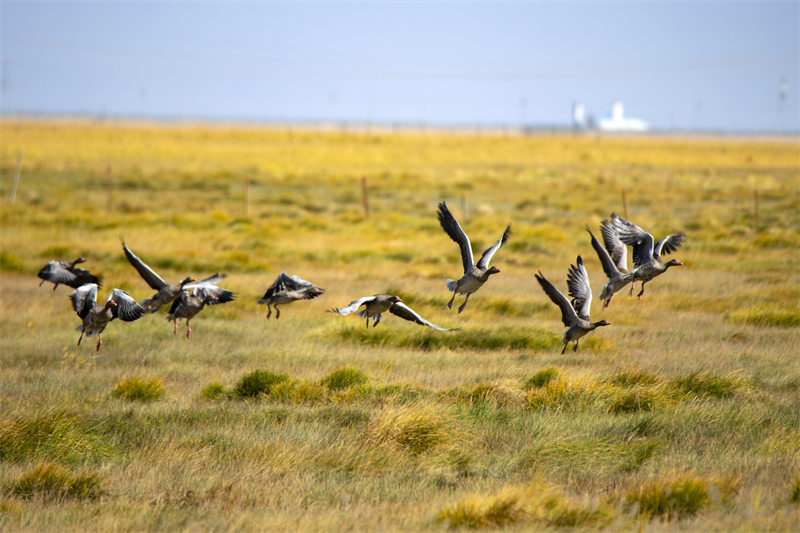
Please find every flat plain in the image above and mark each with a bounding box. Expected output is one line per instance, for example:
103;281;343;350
1;120;798;531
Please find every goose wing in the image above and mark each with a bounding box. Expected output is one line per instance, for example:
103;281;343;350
654;232;686;259
194;283;235;305
611;213;654;268
109;288;145;322
437;201;474;273
38;261;78;286
329;296;376;316
586;226;619;279
389;302;457;331
122;241;168;290
476;225;511;269
535;272;578;327
566;256;593;321
600;218;628;272
70;267;103;288
70;284;98;320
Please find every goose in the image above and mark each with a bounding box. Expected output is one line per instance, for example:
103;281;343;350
329;294;456;331
610;213;685;299
585;220;632;308
69;283;144;351
535;256;611;354
257;272;325;319
437;201;510;313
167;275;235;338
37;257;102;290
122;241;196;313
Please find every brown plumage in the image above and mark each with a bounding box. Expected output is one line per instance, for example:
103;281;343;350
122;241;196;312
329;294;456;331
70;284;144;351
257;272;324;319
166;278;235;338
38;257;102;290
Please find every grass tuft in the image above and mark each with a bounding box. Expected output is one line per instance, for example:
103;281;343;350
112;377;165;402
0;412;110;464
366;403;451;455
4;463;102;500
523;367;561;389
467;380;526;408
232;370;291;399
726;306;800;328
321;366;369;391
671;372;740;398
201;382;226;401
791;478;800;504
626;475;709;520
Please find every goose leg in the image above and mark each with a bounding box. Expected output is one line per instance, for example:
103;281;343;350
446;291;457;310
96;333;102;351
77;327;85;346
457;294;470;314
573;340;579;352
39;279;45;287
560;342;568;355
365;316;369;328
275;305;281;319
186;320;192;339
603;296;611;309
637;282;646;300
173;320;178;336
266;305;272;319
628;280;636;296
53;283;58;291
373;314;382;328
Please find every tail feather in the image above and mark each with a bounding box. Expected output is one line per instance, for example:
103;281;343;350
446;279;457;292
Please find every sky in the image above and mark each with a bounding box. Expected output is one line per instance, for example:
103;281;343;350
1;1;798;133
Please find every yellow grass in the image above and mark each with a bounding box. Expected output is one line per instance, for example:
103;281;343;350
0;119;799;531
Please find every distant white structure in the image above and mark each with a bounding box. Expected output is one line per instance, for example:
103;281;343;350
572;102;588;130
596;101;648;132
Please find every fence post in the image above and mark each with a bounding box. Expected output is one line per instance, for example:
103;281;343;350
9;151;23;204
361;177;369;218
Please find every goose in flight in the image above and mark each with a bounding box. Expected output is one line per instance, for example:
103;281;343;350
610;214;685;299
69;283;144;351
437;201;510;313
257;272;324;319
535;256;611;354
586;219;632;309
329;294;456;331
38;257;102;290
167;275;235;338
122;240;196;313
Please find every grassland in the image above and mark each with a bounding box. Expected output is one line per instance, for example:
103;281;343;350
0;119;798;531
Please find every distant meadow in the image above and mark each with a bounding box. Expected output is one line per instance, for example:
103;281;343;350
1;120;798;531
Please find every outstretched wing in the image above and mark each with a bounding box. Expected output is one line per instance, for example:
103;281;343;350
566;256;593;321
437;201;474;273
38;261;78;286
329;296;376;316
389;302;457;331
654;232;686;259
122;241;167;290
535;272;578;328
198;284;235;305
70;267;103;288
109;288;145;322
586;226;619;280
476;225;511;269
611;213;654;268
600;219;628;273
70;283;98;319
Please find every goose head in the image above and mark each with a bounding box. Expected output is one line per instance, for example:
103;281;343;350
665;259;683;268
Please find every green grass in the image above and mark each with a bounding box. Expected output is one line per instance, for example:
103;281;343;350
0;120;798;531
111;377;165;402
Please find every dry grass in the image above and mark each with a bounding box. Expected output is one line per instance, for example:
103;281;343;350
0;120;798;531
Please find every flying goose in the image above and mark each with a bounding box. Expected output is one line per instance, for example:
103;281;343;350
535;256;611;354
257;272;325;319
437;201;511;313
610;213;685;299
167;275;235;338
38;257;102;290
586;220;632;308
329;294;456;331
122;241;196;313
69;283;144;351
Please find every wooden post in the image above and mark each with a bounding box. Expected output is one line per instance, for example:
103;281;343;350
622;189;629;219
9;151;23;204
754;189;759;234
105;165;112;211
243;179;250;216
361;177;369;218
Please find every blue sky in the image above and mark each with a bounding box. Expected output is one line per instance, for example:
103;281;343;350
1;1;798;132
